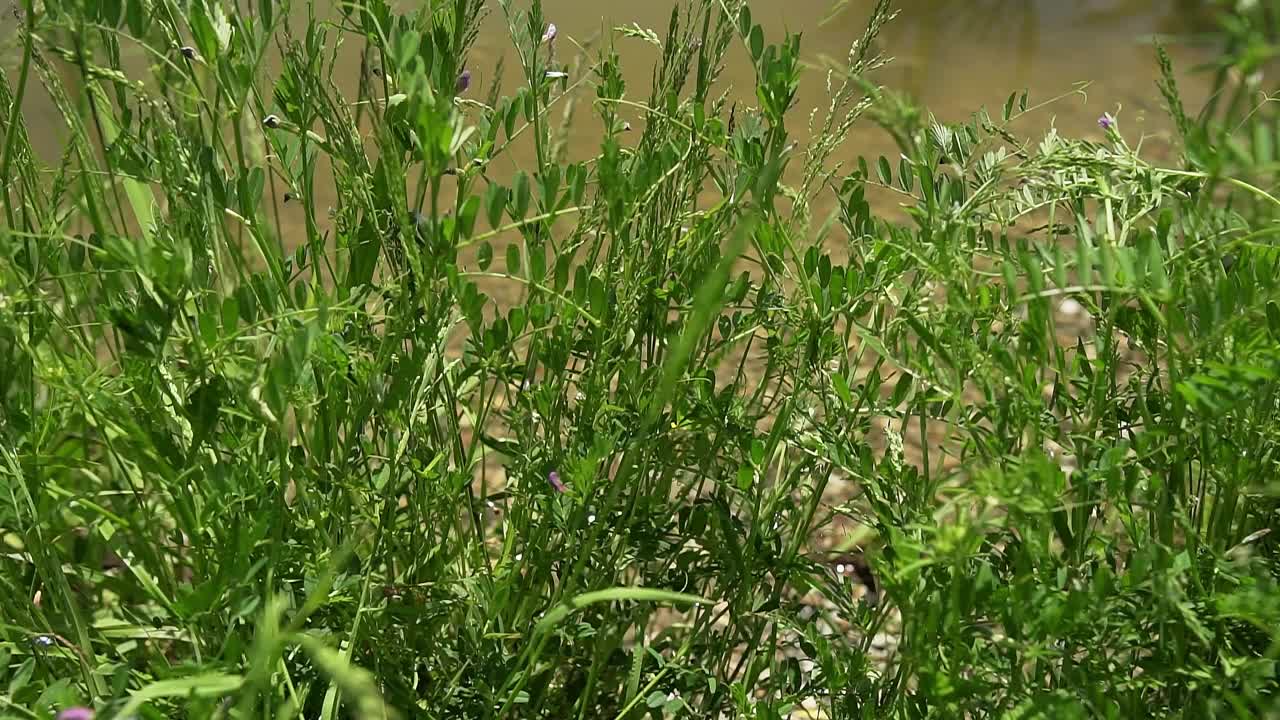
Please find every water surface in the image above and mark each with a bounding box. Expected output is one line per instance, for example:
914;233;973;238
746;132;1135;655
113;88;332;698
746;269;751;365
466;0;1214;151
6;1;1217;214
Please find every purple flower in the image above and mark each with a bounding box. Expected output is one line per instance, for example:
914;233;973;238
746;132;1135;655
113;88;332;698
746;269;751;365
1098;113;1115;131
548;471;567;493
541;23;557;44
56;708;95;720
456;69;471;94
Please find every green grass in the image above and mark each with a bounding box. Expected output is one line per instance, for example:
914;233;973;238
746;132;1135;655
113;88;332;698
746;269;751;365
2;0;1279;717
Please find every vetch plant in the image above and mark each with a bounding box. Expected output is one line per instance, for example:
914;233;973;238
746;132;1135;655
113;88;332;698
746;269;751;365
0;0;1278;718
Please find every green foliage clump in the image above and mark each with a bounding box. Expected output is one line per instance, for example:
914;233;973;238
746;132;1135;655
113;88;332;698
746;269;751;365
1;0;1278;717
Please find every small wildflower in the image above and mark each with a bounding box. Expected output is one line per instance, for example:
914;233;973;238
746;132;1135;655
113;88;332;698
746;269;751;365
456;69;471;94
263;114;281;129
179;46;196;60
548;471;567;493
541;23;557;44
33;635;54;648
56;707;94;720
1098;113;1115;131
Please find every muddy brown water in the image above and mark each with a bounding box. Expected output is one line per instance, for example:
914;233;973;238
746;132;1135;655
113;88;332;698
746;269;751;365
473;0;1214;141
9;1;1216;178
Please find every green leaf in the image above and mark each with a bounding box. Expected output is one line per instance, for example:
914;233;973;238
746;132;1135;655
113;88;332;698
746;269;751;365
189;4;219;62
539;164;560;211
211;3;233;51
8;658;33;696
1076;237;1094;286
116;673;243;717
477;242;493;271
528;241;545;280
832;373;853;406
589;275;607;318
523;89;536;123
506;243;521;274
1099;243;1117;286
876;156;892;185
728;270;750;303
554;254;571;292
220;296;239;334
1052;244;1069;291
242;167;264;212
199;311;219;347
891;372;914;406
126;0;149;34
569;162;587;206
512;172;531;220
299;636;395;720
749;25;764;61
485;183;506;228
100;0;123;25
458;195;480;237
504;96;519;139
646;218;753;425
88;87;155;241
535;588;712;634
573;265;589;304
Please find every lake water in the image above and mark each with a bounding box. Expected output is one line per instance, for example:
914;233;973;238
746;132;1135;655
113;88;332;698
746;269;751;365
460;0;1215;156
4;0;1217;240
